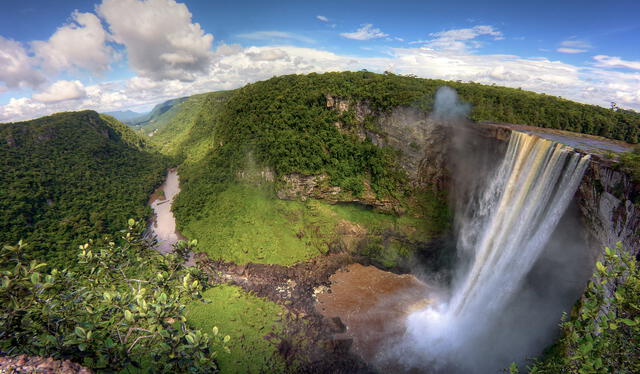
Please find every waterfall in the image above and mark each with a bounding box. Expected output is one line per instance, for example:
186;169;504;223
402;131;590;372
450;131;591;317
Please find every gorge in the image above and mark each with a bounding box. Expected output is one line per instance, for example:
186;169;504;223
2;72;638;374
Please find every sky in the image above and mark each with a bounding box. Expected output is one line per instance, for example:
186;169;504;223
0;0;639;122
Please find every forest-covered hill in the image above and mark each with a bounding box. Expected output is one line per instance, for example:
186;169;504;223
0;110;169;266
1;71;638;374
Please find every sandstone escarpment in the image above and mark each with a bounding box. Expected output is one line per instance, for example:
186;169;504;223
325;95;451;191
577;159;640;257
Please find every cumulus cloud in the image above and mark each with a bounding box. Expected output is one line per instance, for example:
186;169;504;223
316;15;329;22
0;98;46;122
32;80;87;103
412;25;504;51
97;0;214;81
236;31;315;44
32;11;114;73
3;44;640;123
246;48;289;61
557;39;591;54
593;55;640;70
341;24;389;40
0;36;45;89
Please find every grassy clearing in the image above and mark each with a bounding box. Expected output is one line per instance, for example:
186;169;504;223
182;182;445;267
185;285;286;374
182;183;324;265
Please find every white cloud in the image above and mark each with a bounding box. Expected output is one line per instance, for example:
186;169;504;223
32;11;114;74
340;24;388;40
560;39;591;48
412;25;504;51
3;44;640;123
0;98;46;122
0;36;45;89
236;31;315;44
97;0;214;81
246;48;289;61
556;39;591;54
593;55;640;70
557;48;588;54
316;15;329;22
32;80;87;103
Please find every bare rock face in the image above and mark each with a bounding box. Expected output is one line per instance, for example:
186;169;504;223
276;173;397;213
325;95;453;192
277;173;339;201
376;107;451;191
577;160;640;257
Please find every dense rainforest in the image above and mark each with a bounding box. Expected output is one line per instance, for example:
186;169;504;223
1;71;639;373
0;111;169;267
159;72;639;237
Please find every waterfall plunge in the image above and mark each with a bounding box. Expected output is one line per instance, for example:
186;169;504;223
402;131;590;372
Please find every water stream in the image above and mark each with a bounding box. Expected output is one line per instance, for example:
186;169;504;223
148;169;189;259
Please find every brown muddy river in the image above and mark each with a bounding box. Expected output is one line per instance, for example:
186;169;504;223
149;169;187;255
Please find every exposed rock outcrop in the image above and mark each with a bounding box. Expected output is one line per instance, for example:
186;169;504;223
376;107;451;191
325;95;451;191
276;173;397;213
577;159;640;256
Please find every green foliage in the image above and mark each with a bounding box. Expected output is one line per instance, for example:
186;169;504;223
180;183;323;265
523;243;639;373
617;147;640;183
0;111;169;267
169;72;637;247
140;92;232;161
185;284;286;374
180;182;433;266
0;220;228;373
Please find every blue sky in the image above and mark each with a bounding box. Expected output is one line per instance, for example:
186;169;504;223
1;0;639;121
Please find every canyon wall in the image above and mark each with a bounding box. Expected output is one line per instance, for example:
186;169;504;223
322;97;640;260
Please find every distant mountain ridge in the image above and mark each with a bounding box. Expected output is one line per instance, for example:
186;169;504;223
103;109;145;123
128;96;189;128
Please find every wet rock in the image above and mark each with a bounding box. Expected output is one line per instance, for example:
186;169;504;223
327;316;347;333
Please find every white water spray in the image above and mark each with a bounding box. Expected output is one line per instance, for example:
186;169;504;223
403;131;590;372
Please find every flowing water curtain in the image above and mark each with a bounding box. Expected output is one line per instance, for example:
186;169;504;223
451;131;591;317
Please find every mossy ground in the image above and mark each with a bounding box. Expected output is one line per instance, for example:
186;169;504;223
181;182;446;267
185;285;287;374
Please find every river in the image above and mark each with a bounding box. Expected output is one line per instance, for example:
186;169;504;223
148;169;187;256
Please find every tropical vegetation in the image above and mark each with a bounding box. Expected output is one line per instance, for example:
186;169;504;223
0;111;169;267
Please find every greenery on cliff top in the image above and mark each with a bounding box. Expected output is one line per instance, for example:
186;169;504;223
170;72;639;223
0;111;169;267
169;71;640;266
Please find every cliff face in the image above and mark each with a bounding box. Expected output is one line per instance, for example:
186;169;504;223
577;160;640;256
303;96;640;261
324;95;452;191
